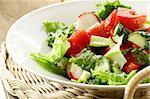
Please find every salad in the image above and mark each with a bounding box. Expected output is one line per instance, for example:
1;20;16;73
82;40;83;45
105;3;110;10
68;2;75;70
31;0;150;85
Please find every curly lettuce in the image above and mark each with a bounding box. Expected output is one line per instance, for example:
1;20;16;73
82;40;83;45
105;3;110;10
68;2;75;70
87;66;136;85
43;21;75;47
31;34;70;75
95;0;131;20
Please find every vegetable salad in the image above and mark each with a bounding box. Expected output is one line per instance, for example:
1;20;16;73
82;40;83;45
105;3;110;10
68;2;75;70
31;0;150;85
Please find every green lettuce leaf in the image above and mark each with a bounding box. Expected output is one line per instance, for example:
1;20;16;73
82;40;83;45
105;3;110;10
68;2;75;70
95;0;131;20
87;66;136;85
43;21;65;33
69;49;111;72
50;34;70;61
111;61;122;74
43;21;75;47
108;70;136;85
131;49;149;66
31;35;70;75
69;49;97;71
31;53;67;76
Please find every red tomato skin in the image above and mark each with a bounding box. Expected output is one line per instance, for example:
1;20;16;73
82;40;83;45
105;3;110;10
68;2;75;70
113;16;119;29
120;41;141;50
66;30;90;56
143;50;150;54
122;62;141;74
117;8;147;31
146;27;150;33
88;10;117;38
110;16;119;36
124;51;136;63
101;47;110;55
132;43;140;49
104;10;117;31
118;15;146;31
88;22;105;36
120;41;133;50
122;51;141;73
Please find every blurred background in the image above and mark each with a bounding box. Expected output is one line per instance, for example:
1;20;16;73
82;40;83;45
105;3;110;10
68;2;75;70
0;0;64;44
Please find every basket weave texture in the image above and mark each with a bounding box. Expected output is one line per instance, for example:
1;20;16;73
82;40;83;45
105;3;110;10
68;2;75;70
0;42;150;99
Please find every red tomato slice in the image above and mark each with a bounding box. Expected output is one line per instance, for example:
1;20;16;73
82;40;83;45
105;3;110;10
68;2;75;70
146;27;150;33
143;50;150;54
120;41;133;50
122;51;141;73
132;43;140;49
120;41;140;50
124;51;136;63
104;9;117;31
101;47;110;55
66;30;90;56
113;16;119;29
117;8;147;31
109;29;114;36
88;10;117;38
88;22;105;36
122;62;141;74
88;22;111;37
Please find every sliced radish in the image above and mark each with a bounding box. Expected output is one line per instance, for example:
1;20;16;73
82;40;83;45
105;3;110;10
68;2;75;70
76;12;100;31
67;63;83;80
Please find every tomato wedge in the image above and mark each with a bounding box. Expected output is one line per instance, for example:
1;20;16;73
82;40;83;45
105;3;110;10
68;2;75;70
120;41;140;50
146;27;150;33
104;9;118;31
66;30;90;56
117;8;147;31
88;22;109;37
88;10;117;38
101;47;110;55
122;51;141;73
132;43;140;49
122;62;141;74
120;41;133;50
143;50;150;54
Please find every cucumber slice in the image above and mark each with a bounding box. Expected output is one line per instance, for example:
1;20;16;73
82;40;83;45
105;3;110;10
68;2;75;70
128;32;148;48
135;31;150;38
114;23;123;36
78;70;91;83
113;23;129;43
90;36;110;47
105;36;127;69
105;51;127;69
109;37;116;48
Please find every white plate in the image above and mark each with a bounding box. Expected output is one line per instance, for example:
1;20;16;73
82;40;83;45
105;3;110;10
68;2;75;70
6;0;150;90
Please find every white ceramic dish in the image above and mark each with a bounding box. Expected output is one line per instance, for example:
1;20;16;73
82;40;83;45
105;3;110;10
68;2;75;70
6;0;150;90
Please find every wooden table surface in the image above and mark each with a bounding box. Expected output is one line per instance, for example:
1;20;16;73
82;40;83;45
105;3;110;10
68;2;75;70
0;0;62;44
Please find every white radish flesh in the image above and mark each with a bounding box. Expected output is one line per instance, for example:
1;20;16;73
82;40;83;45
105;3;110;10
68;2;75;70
70;63;83;79
76;12;100;31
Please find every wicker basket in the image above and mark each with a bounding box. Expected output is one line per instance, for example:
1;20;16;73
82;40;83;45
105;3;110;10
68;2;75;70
0;42;150;99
